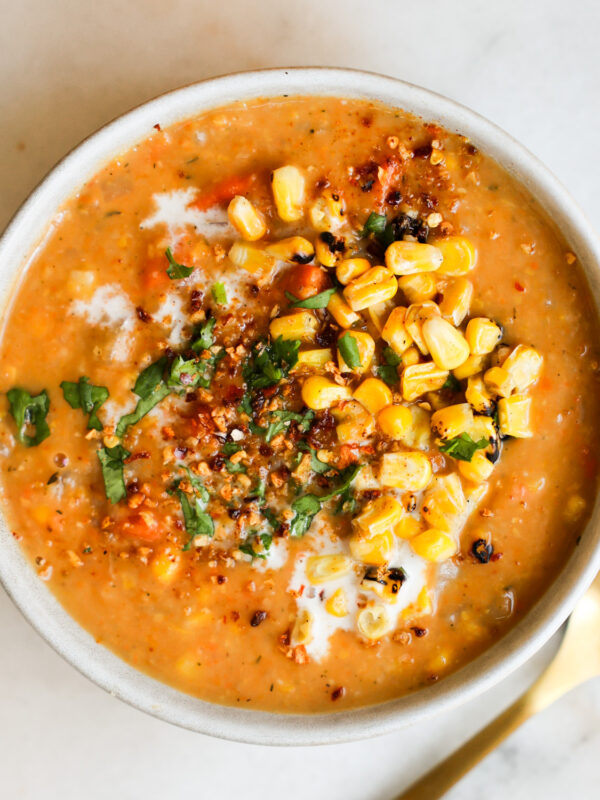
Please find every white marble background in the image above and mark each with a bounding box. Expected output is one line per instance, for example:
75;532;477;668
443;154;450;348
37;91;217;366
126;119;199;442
1;0;599;797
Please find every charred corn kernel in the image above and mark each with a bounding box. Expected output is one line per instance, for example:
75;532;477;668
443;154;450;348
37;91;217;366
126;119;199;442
228;241;276;276
367;299;396;334
337;331;375;374
394;515;425;539
497;395;533;438
301;376;352;410
270;311;318;343
502;345;543;392
422;475;466;530
382;306;413;354
466;317;502;355
292;348;333;372
349;530;394;565
327;292;360;328
356;495;405;536
564;495;586;522
385;241;443;275
309;190;345;231
343;267;398;311
431;403;474;439
405;302;441;354
336;257;370;285
357;605;392;640
315;232;347;268
360;566;407;604
227;195;266;241
411;529;457;562
353;377;393;415
379;451;432;490
265;236;314;263
271;165;305;221
402;346;421;367
152;548;181;584
436;236;477;275
459;450;494;483
335;400;376;443
465;375;494;414
422;317;470;370
402;362;449;402
306;553;353;585
453;354;488;380
484;366;513;397
290;608;313;646
377;404;412;438
438;277;473;326
325;588;348;617
398;273;437;304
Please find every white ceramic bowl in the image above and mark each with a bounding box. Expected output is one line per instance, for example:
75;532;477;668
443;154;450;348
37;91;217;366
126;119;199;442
1;68;599;746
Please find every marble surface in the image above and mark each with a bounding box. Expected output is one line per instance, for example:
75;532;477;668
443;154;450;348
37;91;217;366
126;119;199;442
1;0;599;797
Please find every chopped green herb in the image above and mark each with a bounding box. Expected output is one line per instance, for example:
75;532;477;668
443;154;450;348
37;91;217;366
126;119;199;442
377;346;402;386
361;211;387;239
285;287;336;309
224;459;247;474
222;441;242;456
248;478;266;503
178;492;214;550
97;444;130;504
243;336;301;390
288;464;361;537
439;433;489;462
116;357;171;438
7;387;51;447
191;317;216;352
47;472;59;485
239;532;273;561
443;374;461;392
60;376;109;430
261;507;281;530
263;408;315;442
212;282;228;304
165;247;193;279
338;332;361;370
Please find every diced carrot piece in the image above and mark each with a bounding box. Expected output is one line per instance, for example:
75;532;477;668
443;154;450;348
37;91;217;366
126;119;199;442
119;512;163;542
141;256;171;291
284;264;330;300
190;173;256;211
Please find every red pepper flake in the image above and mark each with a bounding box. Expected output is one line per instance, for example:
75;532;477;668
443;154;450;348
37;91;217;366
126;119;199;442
216;575;227;585
136;306;153;323
331;686;346;701
124;451;151;464
514;281;526;292
411;626;427;637
250;610;268;627
153;123;161;131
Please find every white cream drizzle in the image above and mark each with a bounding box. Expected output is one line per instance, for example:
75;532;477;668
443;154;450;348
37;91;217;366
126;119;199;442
140;188;235;242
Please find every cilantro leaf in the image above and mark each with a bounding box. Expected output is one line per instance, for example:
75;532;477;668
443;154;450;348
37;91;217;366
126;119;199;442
240;532;273;561
248;478;266;503
178;492;214;550
361;212;387;239
224;459;247;474
165;247;193;279
377;346;402;386
439;432;490;462
7;387;51;447
60;376;109;430
289;494;322;538
97;443;130;503
191;317;216;352
338;332;361;370
443;374;461;392
261;507;281;530
222;442;242;456
116;357;170;437
133;356;168;397
242;336;300;390
212;282;227;304
285;287;336;309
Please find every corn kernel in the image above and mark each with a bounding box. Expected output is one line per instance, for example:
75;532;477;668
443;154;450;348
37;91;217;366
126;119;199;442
353;377;393;415
436;236;477;275
411;529;457;562
502;345;543;392
453;354;488;380
227;195;267;241
309;189;345;231
367;299;396;334
382;306;413;354
465;375;494;414
336;257;370;285
466;317;502;355
337;331;375;374
459;450;495;483
377;404;412;438
357;604;392;640
379;451;432;490
334;400;375;443
356;495;405;536
270;311;318;342
343;267;398;311
398;273;437;304
385;241;443;275
228;241;276;276
292;348;333;372
325;588;348;617
422;317;470;370
405;302;441;354
421;475;466;531
431;403;473;439
402;346;421;367
401;362;449;402
272;165;305;222
301;376;351;410
349;530;394;565
497;395;533;438
484;366;513;397
265;236;314;263
393;515;425;539
305;553;353;585
290;608;313;646
438;277;473;326
360;566;407;604
315;232;347;267
152;548;181;584
327;292;360;328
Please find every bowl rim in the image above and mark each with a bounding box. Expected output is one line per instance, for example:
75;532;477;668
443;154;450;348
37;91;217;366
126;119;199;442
1;66;599;746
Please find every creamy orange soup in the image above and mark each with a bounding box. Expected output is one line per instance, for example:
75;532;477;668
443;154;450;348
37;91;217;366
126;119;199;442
0;97;598;712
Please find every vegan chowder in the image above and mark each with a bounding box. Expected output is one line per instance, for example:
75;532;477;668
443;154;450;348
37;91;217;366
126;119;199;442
0;97;598;713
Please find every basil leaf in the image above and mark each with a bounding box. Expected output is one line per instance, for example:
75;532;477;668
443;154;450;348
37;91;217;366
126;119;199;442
361;212;387;238
242;336;301;391
115;383;170;438
224;459;247;474
285;287;336;309
377;346;402;387
289;494;322;538
240;531;273;561
212;282;227;304
60;376;109;430
261;507;281;530
222;442;242;456
133;357;167;398
179;491;214;550
439;433;489;462
320;463;362;501
97;443;130;503
7;388;50;447
165;247;193;279
248;478;266;503
191;317;216;352
338;332;361;370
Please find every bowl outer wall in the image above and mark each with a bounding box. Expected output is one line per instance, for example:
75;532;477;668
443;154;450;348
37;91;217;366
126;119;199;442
0;67;599;746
